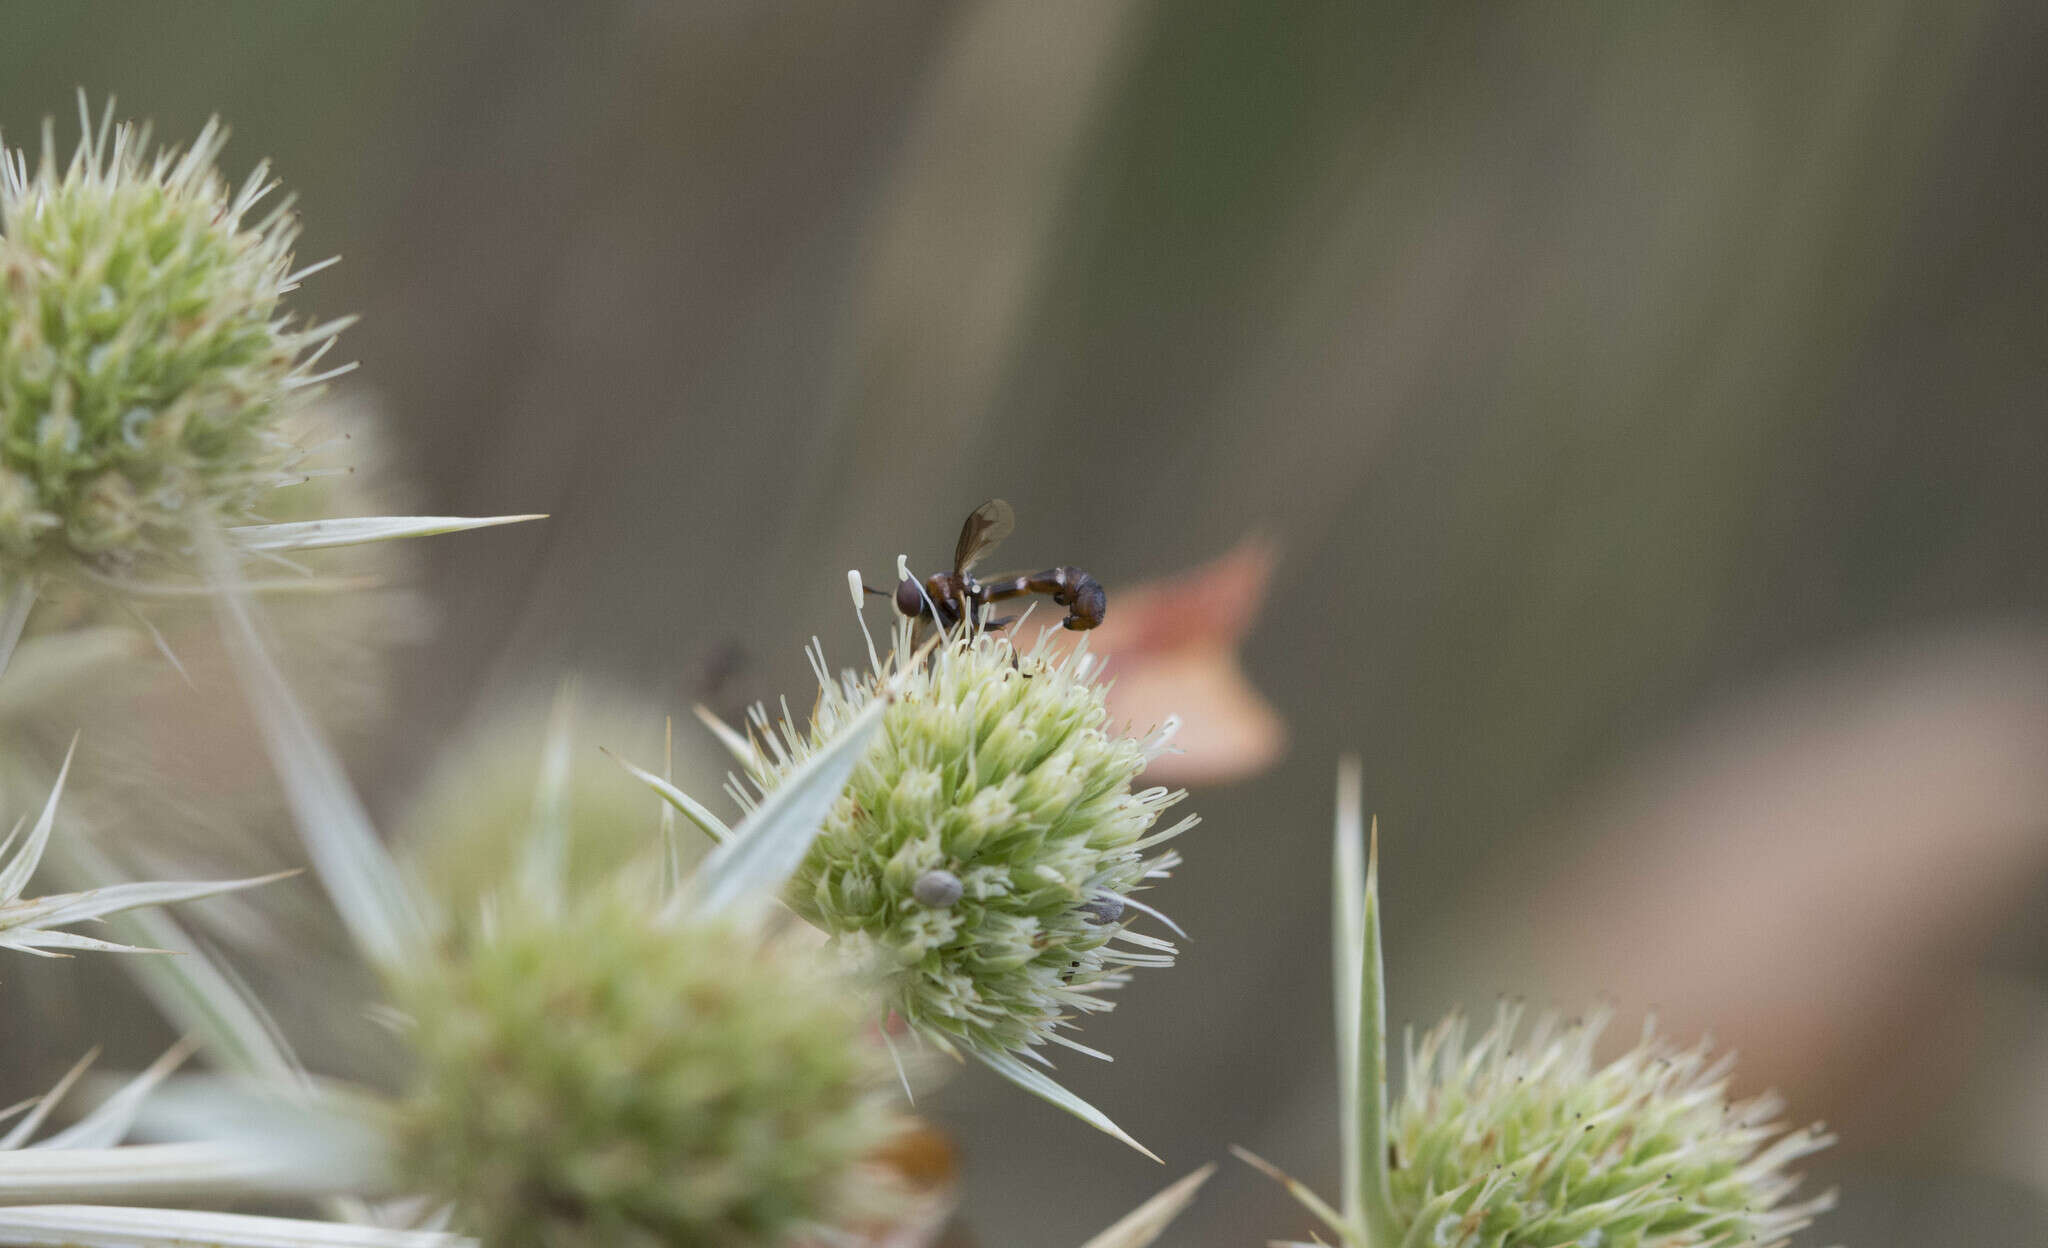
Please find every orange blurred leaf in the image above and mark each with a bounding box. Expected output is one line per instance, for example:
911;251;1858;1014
1070;536;1286;786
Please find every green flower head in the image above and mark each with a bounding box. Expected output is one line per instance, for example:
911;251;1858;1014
1387;1006;1832;1248
1253;776;1834;1248
731;602;1195;1071
0;98;348;579
394;898;903;1248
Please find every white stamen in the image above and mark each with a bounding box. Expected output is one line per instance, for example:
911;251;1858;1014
1143;715;1183;759
896;554;913;582
1118;893;1188;940
806;638;832;692
1109;927;1177;953
848;570;884;674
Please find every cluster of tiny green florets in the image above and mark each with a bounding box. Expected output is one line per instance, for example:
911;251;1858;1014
1386;1006;1833;1248
394;898;901;1248
744;622;1193;1063
0;105;344;578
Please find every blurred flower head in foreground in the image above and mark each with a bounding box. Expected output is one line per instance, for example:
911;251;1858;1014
399;685;701;924
0;97;349;582
395;898;905;1248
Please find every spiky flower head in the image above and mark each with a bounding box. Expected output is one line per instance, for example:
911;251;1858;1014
1385;1005;1833;1248
393;897;903;1248
1253;777;1834;1248
733;608;1194;1070
0;98;347;580
398;690;702;922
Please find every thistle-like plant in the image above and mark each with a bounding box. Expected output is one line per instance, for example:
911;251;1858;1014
626;579;1196;1155
0;751;349;1227
0;90;978;1248
0;738;287;959
0;99;344;581
0;607;921;1248
0;401;434;983
0;101;547;1190
0;1042;352;1207
390;699;905;1248
0;96;538;677
1241;763;1836;1248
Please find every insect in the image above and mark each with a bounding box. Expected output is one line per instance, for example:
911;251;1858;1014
886;499;1106;635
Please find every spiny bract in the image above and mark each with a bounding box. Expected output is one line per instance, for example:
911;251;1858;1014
394;899;902;1248
1387;1005;1833;1248
737;619;1194;1065
0;102;347;578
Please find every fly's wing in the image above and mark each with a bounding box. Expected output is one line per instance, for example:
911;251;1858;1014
953;498;1016;576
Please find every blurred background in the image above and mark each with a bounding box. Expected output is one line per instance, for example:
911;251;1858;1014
6;2;2048;1242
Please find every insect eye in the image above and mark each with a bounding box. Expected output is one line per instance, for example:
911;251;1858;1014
1078;893;1124;926
894;578;926;619
912;869;964;909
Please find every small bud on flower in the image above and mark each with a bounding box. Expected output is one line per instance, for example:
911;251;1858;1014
1078;892;1125;926
910;868;963;909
